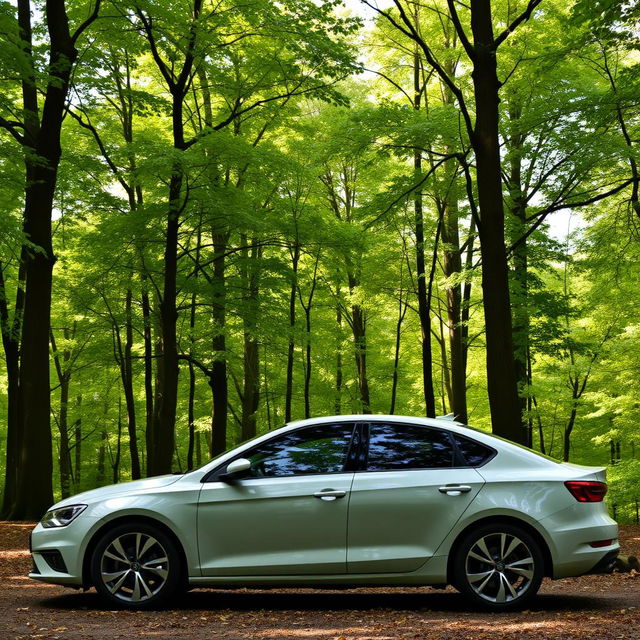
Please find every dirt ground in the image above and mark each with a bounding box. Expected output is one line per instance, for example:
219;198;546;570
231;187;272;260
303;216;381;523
1;522;638;640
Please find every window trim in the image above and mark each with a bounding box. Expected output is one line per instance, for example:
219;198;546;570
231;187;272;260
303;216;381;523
202;422;358;482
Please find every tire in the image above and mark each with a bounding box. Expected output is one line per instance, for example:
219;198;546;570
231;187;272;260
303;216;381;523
452;522;544;611
90;522;182;609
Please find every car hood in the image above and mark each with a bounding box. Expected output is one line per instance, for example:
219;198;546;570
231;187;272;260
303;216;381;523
50;475;183;509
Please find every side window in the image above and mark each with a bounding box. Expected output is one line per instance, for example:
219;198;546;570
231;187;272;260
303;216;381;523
242;424;355;478
453;434;495;467
366;423;454;471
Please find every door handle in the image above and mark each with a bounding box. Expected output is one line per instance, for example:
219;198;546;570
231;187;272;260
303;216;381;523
313;489;347;501
438;485;472;496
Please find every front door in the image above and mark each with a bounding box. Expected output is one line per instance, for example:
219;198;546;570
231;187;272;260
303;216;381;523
198;423;355;576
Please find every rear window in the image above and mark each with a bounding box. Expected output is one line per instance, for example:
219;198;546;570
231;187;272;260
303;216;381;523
453;434;495;467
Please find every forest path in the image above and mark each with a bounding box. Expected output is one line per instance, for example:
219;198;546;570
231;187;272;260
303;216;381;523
2;523;638;640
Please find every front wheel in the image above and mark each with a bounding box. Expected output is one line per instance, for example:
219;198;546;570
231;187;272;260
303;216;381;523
90;522;182;609
452;523;544;611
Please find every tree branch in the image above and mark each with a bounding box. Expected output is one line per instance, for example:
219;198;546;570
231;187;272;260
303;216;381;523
494;0;543;49
71;0;102;45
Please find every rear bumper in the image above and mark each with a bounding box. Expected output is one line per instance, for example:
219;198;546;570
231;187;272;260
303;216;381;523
585;549;619;575
537;505;619;579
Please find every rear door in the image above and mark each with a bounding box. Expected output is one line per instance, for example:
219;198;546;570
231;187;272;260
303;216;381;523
347;422;486;573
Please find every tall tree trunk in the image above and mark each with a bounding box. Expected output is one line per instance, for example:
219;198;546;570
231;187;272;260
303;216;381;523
122;287;141;478
148;330;163;475
11;0;82;520
470;0;524;443
413;49;436;418
73;395;82;493
0;256;25;516
186;225;201;470
141;283;154;468
50;328;73;499
210;231;229;455
149;165;181;475
143;0;202;475
335;286;343;415
441;197;466;422
112;396;122;484
506;102;531;444
348;272;371;413
240;238;261;441
461;218;476;378
299;252;319;420
389;296;407;415
285;243;300;422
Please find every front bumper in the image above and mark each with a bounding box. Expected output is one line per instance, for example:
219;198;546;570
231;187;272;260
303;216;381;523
29;521;87;587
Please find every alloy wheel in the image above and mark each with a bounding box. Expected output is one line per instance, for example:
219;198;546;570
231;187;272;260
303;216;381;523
464;532;536;604
99;532;170;603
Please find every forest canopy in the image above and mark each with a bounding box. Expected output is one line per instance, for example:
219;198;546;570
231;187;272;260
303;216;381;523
0;0;639;522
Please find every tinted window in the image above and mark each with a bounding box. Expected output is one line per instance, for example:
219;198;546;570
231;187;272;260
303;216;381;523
366;424;454;470
242;424;354;477
454;434;494;466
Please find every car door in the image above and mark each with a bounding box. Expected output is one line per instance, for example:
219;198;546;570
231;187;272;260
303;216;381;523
198;422;356;576
347;422;486;574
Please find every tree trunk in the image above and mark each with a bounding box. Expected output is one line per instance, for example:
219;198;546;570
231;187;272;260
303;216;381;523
506;101;531;442
112;397;122;484
50;327;73;499
73;395;82;493
335;283;343;415
210;231;229;455
389;297;407;415
440;180;467;422
285;243;300;422
149;166;181;475
348;272;371;413
141;282;154;469
142;0;202;474
461;218;476;379
413;50;436;418
240;239;261;441
0;256;25;516
122;287;141;478
470;0;524;443
11;0;76;520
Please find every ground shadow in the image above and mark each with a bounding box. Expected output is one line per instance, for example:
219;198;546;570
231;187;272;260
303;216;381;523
39;587;617;615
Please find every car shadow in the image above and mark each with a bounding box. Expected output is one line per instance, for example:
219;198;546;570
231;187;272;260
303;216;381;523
39;588;616;614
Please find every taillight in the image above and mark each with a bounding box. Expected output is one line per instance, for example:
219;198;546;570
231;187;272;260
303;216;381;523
565;481;607;502
589;539;614;548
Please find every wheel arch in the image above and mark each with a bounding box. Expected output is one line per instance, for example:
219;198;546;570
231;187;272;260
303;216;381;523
82;514;189;589
446;515;554;583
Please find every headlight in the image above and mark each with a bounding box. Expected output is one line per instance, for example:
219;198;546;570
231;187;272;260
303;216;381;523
40;504;87;528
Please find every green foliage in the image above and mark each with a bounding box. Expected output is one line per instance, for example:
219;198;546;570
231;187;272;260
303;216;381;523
0;0;640;522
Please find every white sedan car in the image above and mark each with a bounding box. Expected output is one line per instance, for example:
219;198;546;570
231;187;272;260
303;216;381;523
29;415;618;610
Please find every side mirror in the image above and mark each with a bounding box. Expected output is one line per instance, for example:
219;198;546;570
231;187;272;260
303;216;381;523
221;458;251;481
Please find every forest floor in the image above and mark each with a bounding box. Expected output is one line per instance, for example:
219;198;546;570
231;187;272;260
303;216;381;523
0;522;638;640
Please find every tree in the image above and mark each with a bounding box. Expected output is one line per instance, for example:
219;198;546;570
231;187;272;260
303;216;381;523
0;0;101;519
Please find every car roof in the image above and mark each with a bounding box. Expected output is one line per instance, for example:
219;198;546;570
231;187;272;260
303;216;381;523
193;413;559;477
286;414;467;430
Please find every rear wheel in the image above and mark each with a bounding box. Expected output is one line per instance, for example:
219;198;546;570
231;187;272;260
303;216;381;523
90;523;182;609
452;523;544;611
